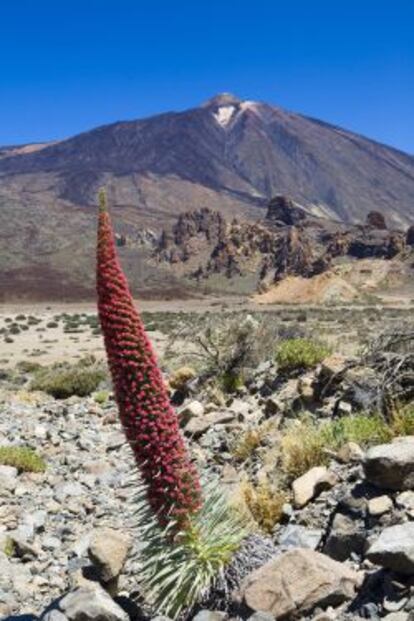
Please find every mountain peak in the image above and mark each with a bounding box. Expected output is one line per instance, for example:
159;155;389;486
201;93;243;109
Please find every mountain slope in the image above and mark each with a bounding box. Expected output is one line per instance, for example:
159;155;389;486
1;93;414;300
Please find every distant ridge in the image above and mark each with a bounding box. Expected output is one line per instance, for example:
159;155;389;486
1;93;414;299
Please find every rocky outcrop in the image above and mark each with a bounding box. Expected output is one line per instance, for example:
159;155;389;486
366;211;387;230
265;195;308;226
155;197;407;292
406;225;414;246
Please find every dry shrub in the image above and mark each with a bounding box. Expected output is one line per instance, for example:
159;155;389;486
280;419;328;480
242;480;288;534
169;366;197;390
232;419;279;461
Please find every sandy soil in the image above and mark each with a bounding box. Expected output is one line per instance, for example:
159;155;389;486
1;294;413;368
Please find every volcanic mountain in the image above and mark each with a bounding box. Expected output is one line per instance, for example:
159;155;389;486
1;93;414;300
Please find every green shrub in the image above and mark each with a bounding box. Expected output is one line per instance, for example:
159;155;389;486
16;360;43;374
219;371;244;393
136;480;249;619
30;363;106;398
321;414;392;448
3;536;15;557
46;321;59;328
93;390;110;404
281;413;392;480
0;446;46;473
276;338;330;371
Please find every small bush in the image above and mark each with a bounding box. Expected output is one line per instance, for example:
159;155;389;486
281;418;328;479
276;338;330;372
321;414;392;448
218;370;244;394
16;360;43;374
46;321;59;328
390;406;414;436
169;366;196;391
232;420;278;461
3;536;15;557
0;446;46;473
232;428;263;461
242;480;288;534
31;363;106;398
93;390;110;404
281;414;393;480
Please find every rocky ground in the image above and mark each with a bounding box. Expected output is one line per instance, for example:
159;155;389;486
2;313;414;620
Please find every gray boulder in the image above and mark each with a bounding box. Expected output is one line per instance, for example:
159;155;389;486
364;437;414;491
59;585;128;621
366;523;414;574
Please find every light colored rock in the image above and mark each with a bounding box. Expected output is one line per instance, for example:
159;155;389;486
366;523;414;574
337;401;353;415
368;495;393;516
0;465;18;478
88;527;131;583
247;613;275;621
192;611;227;621
298;376;314;401
292;466;337;508
240;548;360;619
396;491;414;513
178;400;205;425
364;438;414;490
279;524;323;550
59;585;128;621
320;354;348;379
337;442;364;463
0;467;17;492
184;411;235;437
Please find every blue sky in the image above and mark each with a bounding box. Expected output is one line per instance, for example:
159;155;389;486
1;0;413;152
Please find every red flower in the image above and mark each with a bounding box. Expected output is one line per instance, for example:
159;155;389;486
96;190;202;527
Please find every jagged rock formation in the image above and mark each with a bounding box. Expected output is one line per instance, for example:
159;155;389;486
155;196;410;292
366;211;387;230
265;195;308;226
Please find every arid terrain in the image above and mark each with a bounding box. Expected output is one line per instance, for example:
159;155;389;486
2;300;414;620
1;298;414;368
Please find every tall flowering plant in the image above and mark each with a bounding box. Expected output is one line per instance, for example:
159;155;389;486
96;189;202;527
96;190;248;619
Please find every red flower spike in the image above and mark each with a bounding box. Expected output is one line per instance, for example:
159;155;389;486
96;190;202;527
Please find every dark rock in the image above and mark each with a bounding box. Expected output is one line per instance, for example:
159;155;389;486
265;195;308;226
366;212;387;230
323;513;367;561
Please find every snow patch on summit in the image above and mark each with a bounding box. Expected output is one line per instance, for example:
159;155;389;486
213;105;236;127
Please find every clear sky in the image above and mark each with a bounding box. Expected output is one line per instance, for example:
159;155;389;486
1;0;413;152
